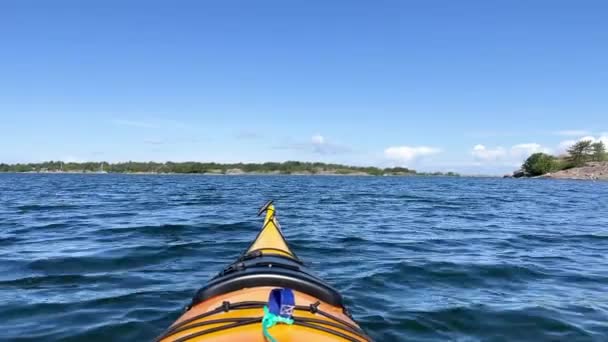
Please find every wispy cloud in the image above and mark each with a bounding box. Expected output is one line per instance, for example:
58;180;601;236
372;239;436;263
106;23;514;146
384;146;441;164
274;134;352;155
466;131;523;138
112;119;159;129
111;118;190;130
311;134;352;154
61;155;86;163
143;139;165;145
235;130;262;140
553;130;591;137
142;136;204;146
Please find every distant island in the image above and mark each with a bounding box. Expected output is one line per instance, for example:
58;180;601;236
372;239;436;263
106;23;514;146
508;140;608;180
0;161;460;177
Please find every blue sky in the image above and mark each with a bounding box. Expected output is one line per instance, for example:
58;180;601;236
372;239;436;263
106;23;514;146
1;0;607;174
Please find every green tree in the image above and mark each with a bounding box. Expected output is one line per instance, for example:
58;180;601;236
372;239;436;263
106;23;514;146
567;140;593;166
591;141;606;162
522;152;557;176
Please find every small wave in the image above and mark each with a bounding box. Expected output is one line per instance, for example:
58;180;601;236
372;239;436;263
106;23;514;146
354;261;548;291
0;235;20;245
515;233;608;245
176;196;225;206
90;212;138;219
59;320;153;342
99;222;253;236
98;223;196;234
318;197;349;205
337;235;369;244
358;305;598;341
17;204;85;212
0;274;92;288
0;273;166;290
27;251;172;274
10;223;74;235
206;222;254;232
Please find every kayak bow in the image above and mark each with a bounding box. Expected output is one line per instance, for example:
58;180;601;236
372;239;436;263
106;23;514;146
157;201;371;342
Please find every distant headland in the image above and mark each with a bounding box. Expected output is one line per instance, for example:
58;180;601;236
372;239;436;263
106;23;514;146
506;140;608;180
0;161;460;177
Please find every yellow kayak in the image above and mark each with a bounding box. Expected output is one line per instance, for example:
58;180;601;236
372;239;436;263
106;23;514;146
156;201;371;342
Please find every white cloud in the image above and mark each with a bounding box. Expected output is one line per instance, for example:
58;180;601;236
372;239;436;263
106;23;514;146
510;143;551;158
384;146;441;163
557;140;576;154
471;143;550;165
311;134;325;145
578;135;596;143
471;144;507;161
579;135;608;145
557;135;608;154
554;130;590;136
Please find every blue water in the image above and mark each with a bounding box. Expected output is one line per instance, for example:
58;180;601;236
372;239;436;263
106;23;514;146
1;174;607;341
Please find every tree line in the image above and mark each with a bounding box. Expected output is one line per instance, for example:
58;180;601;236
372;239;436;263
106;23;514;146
0;160;460;176
522;140;607;176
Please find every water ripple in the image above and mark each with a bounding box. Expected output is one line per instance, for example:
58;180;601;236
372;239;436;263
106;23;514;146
1;174;607;341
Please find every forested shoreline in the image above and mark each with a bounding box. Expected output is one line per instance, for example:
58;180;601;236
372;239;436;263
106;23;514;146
0;161;460;177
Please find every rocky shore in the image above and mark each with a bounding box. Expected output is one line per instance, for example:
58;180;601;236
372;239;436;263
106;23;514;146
541;162;608;180
506;161;608;180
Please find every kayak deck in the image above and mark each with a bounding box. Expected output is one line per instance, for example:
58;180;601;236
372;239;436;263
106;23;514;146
161;287;365;342
157;202;371;342
245;203;297;259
